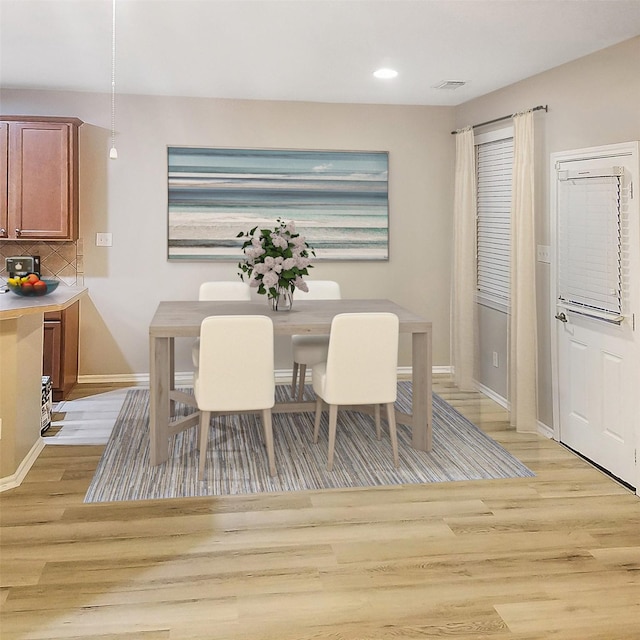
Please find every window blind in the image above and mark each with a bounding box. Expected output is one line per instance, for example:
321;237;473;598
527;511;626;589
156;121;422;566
557;170;623;319
476;136;514;304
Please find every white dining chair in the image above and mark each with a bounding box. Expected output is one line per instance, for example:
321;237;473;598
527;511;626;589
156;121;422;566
194;315;276;480
291;280;341;401
311;312;400;472
191;281;252;367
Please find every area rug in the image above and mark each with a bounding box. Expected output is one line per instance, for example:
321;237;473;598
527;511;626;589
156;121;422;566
84;382;534;503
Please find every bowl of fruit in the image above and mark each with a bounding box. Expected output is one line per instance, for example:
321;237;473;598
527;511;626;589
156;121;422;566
7;274;60;297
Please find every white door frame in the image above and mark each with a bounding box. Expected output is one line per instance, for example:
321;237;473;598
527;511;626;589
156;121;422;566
550;140;639;495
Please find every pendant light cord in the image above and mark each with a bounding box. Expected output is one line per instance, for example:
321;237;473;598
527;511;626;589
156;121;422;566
110;0;118;159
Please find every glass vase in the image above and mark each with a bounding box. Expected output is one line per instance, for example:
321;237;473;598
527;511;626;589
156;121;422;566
270;287;293;311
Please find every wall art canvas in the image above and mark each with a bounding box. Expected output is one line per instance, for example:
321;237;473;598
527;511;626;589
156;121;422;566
168;147;389;261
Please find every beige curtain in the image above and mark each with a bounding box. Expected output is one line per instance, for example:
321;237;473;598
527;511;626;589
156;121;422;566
451;127;477;391
509;111;538;432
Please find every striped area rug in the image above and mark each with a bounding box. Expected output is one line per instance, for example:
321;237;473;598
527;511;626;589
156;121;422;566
84;382;534;503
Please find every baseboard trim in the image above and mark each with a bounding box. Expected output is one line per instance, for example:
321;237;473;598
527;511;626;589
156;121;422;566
475;382;509;410
78;372;153;385
0;437;45;493
432;366;452;375
474;382;553;439
78;365;453;387
537;420;554;439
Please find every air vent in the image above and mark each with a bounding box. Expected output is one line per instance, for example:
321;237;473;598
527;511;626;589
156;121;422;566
433;80;466;90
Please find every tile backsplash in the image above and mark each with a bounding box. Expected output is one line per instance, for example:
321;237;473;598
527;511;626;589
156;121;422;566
0;239;83;286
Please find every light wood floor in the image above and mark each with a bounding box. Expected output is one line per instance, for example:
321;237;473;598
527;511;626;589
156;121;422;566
1;376;639;639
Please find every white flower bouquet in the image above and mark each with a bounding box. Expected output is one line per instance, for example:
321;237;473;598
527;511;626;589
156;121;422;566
237;219;315;303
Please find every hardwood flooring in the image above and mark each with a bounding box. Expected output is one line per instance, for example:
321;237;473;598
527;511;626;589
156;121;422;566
1;377;639;639
43;385;129;445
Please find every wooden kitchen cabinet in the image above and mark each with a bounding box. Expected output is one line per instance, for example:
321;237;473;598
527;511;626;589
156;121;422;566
0;123;7;238
43;301;80;401
0;116;83;240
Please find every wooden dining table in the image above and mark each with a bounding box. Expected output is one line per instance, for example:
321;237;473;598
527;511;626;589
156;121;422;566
148;298;432;466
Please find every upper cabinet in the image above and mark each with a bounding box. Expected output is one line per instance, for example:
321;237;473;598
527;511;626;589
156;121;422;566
0;122;7;239
0;116;83;241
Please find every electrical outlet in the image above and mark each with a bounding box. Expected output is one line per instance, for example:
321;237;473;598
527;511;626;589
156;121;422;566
537;245;550;263
492;351;499;368
96;232;112;247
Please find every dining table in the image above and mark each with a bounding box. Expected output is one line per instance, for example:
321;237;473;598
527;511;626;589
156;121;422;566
148;298;432;466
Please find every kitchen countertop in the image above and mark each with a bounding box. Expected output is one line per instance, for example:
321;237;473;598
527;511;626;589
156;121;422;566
0;285;87;320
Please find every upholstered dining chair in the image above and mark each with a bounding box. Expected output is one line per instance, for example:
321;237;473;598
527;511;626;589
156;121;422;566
291;280;341;401
194;315;276;480
191;281;252;367
311;312;400;472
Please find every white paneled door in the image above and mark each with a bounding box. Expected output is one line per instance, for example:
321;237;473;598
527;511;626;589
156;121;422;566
551;142;639;490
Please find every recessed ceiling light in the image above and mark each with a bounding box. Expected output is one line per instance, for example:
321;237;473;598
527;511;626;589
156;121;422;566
373;68;398;79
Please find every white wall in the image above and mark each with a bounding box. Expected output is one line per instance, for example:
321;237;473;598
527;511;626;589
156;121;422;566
4;35;636;407
454;36;640;426
1;90;455;377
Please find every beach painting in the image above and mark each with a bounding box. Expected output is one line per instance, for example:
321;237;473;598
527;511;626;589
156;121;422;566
167;147;389;261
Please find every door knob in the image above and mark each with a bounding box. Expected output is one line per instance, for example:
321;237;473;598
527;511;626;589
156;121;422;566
555;312;568;323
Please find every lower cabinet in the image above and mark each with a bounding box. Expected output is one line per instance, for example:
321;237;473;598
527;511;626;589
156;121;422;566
43;301;79;401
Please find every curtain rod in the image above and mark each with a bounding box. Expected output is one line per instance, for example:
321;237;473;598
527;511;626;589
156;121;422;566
451;104;548;135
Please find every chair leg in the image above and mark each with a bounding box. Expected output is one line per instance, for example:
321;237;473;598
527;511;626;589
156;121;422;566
198;410;211;480
386;402;399;468
291;361;299;398
327;404;339;472
261;409;276;476
313;397;323;443
296;364;307;402
374;403;382;440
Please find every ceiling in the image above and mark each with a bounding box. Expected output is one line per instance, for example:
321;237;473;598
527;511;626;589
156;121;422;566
2;0;640;107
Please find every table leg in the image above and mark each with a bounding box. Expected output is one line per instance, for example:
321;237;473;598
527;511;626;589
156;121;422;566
169;336;175;412
149;335;170;465
411;329;432;451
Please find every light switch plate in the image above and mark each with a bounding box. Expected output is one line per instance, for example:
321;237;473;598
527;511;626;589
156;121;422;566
96;232;112;247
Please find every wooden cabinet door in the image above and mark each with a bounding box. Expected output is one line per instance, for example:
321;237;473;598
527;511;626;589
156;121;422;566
7;121;78;239
0;122;7;238
43;302;79;401
59;301;79;399
43;319;63;391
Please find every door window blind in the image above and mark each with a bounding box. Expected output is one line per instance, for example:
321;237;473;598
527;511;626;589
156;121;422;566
557;168;623;319
476;136;514;306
